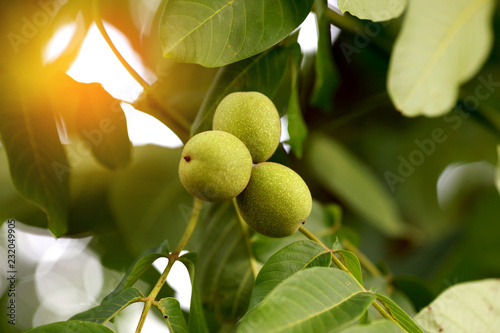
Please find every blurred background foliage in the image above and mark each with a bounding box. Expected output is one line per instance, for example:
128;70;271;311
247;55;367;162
0;0;499;331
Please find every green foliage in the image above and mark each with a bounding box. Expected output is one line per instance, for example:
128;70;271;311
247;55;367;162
191;42;297;135
415;279;500;332
249;240;332;309
105;241;170;298
337;0;408;22
159;0;314;67
238;267;376;332
287;44;308;158
72;82;131;169
158;298;189;333
375;294;423;333
178;252;209;333
0;76;70;236
24;320;114;333
390;276;435;312
306;134;406;236
133;60;218;143
497;145;500;194
310;0;339;111
340;320;403;333
336;250;363;285
1;0;500;332
108;146;192;256
192;202;255;324
388;0;495;116
0;146;47;228
70;288;143;323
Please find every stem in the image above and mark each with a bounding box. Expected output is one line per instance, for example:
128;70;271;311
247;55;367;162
173;197;204;255
324;8;392;54
299;225;329;251
92;0;150;89
233;199;259;279
342;239;382;276
136;259;175;333
135;197;204;333
93;0;192;142
299;226;401;329
324;8;360;34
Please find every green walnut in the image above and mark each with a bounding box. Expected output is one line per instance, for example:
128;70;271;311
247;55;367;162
179;130;252;202
236;162;312;238
213;91;281;163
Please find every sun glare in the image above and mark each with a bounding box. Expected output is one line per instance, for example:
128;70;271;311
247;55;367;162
44;23;77;64
45;6;343;149
49;22;183;147
66;23;146;102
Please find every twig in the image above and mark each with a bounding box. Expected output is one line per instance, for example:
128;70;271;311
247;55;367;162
135;197;204;333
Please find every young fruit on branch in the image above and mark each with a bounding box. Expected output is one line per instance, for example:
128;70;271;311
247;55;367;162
236;162;312;238
213;91;281;163
179;130;253;202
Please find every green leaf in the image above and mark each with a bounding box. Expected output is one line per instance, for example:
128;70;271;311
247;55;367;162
337;0;408;22
70;288;143;323
109;146;193;256
414;279;500;332
178;252;209;333
159;0;314;67
364;276;416;320
103;241;170;302
0;146;47;228
387;0;495;116
496;145;500;195
249;240;332;309
238;267;376;332
192;201;254;323
24;320;114;333
49;75;131;169
375;294;423;333
0;77;70;237
191;43;297;136
310;0;339;111
287;44;308;158
73;82;132;169
340;320;403;333
158;298;189;333
336;250;363;285
306;134;405;236
64;144;115;235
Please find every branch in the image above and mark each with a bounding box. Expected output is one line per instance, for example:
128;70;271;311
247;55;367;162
135;197;204;333
92;0;150;89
